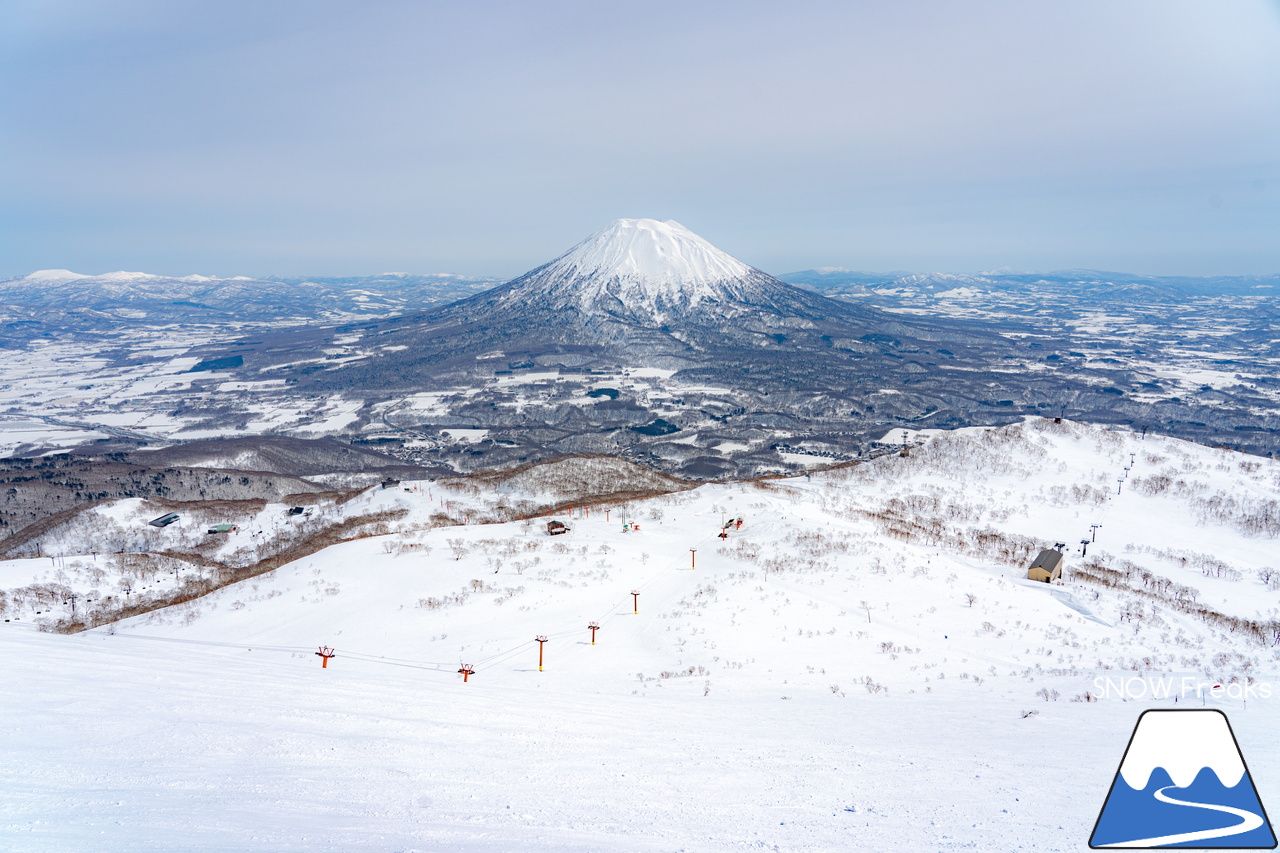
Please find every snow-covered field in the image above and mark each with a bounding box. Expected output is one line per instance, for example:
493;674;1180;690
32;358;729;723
0;418;110;457
4;419;1279;851
0;332;398;450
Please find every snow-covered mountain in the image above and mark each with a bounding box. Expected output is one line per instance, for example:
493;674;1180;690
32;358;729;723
173;220;1117;477
493;219;762;320
16;268;93;284
179;219;1027;475
232;218;1002;374
452;217;916;333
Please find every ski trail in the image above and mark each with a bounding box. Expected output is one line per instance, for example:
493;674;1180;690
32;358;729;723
1102;784;1264;847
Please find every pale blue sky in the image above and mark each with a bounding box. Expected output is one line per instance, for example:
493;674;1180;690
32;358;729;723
2;0;1278;278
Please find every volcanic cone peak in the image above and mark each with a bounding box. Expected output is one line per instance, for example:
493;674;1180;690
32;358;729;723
495;219;782;319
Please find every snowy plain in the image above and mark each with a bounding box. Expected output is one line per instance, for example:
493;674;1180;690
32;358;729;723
3;419;1280;851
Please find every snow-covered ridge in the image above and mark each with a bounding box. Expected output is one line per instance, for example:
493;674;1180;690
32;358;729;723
12;269;196;285
1119;711;1246;789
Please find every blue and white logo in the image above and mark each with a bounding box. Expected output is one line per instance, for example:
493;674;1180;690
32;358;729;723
1090;709;1276;848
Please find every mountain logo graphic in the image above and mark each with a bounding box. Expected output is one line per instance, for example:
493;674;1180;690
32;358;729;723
1090;710;1276;848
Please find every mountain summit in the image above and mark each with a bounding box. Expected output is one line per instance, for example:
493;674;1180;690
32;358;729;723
489;218;799;324
516;218;751;307
547;219;750;286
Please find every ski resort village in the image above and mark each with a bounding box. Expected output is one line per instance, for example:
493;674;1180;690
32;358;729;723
3;417;1279;850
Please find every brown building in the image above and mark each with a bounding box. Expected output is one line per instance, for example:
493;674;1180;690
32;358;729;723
1027;547;1065;583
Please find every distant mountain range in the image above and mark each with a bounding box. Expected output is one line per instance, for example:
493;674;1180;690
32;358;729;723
4;226;1277;476
0;268;499;338
4;260;1273;340
781;267;1280;297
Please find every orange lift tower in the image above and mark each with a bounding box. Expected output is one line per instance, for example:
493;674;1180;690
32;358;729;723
458;663;475;683
316;646;336;668
535;635;548;671
690;548;697;570
588;621;600;645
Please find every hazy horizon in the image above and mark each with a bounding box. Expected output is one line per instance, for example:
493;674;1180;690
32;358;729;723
3;1;1278;278
6;257;1279;284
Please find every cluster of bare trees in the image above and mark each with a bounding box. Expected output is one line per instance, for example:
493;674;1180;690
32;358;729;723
1124;543;1250;582
444;453;689;504
42;507;408;632
1072;553;1278;647
1131;473;1280;537
1128;450;1280;538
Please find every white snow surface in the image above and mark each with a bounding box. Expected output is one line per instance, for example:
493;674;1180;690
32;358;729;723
1118;710;1246;790
546;219;751;288
512;219;758;314
5;420;1280;851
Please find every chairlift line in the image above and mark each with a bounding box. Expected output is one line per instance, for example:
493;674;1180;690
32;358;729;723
66;481;763;690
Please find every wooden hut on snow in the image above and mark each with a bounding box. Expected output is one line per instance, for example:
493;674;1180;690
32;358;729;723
1027;546;1065;583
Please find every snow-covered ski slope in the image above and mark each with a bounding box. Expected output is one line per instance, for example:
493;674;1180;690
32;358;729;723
4;418;1279;851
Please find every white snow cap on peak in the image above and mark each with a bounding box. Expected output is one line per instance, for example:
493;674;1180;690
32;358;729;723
22;269;90;283
1119;710;1246;790
544;219;752;290
93;271;162;282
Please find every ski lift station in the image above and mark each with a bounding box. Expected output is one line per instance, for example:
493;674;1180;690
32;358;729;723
1027;546;1065;583
147;512;180;528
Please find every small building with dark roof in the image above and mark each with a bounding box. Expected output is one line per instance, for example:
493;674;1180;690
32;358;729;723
1027;547;1065;583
